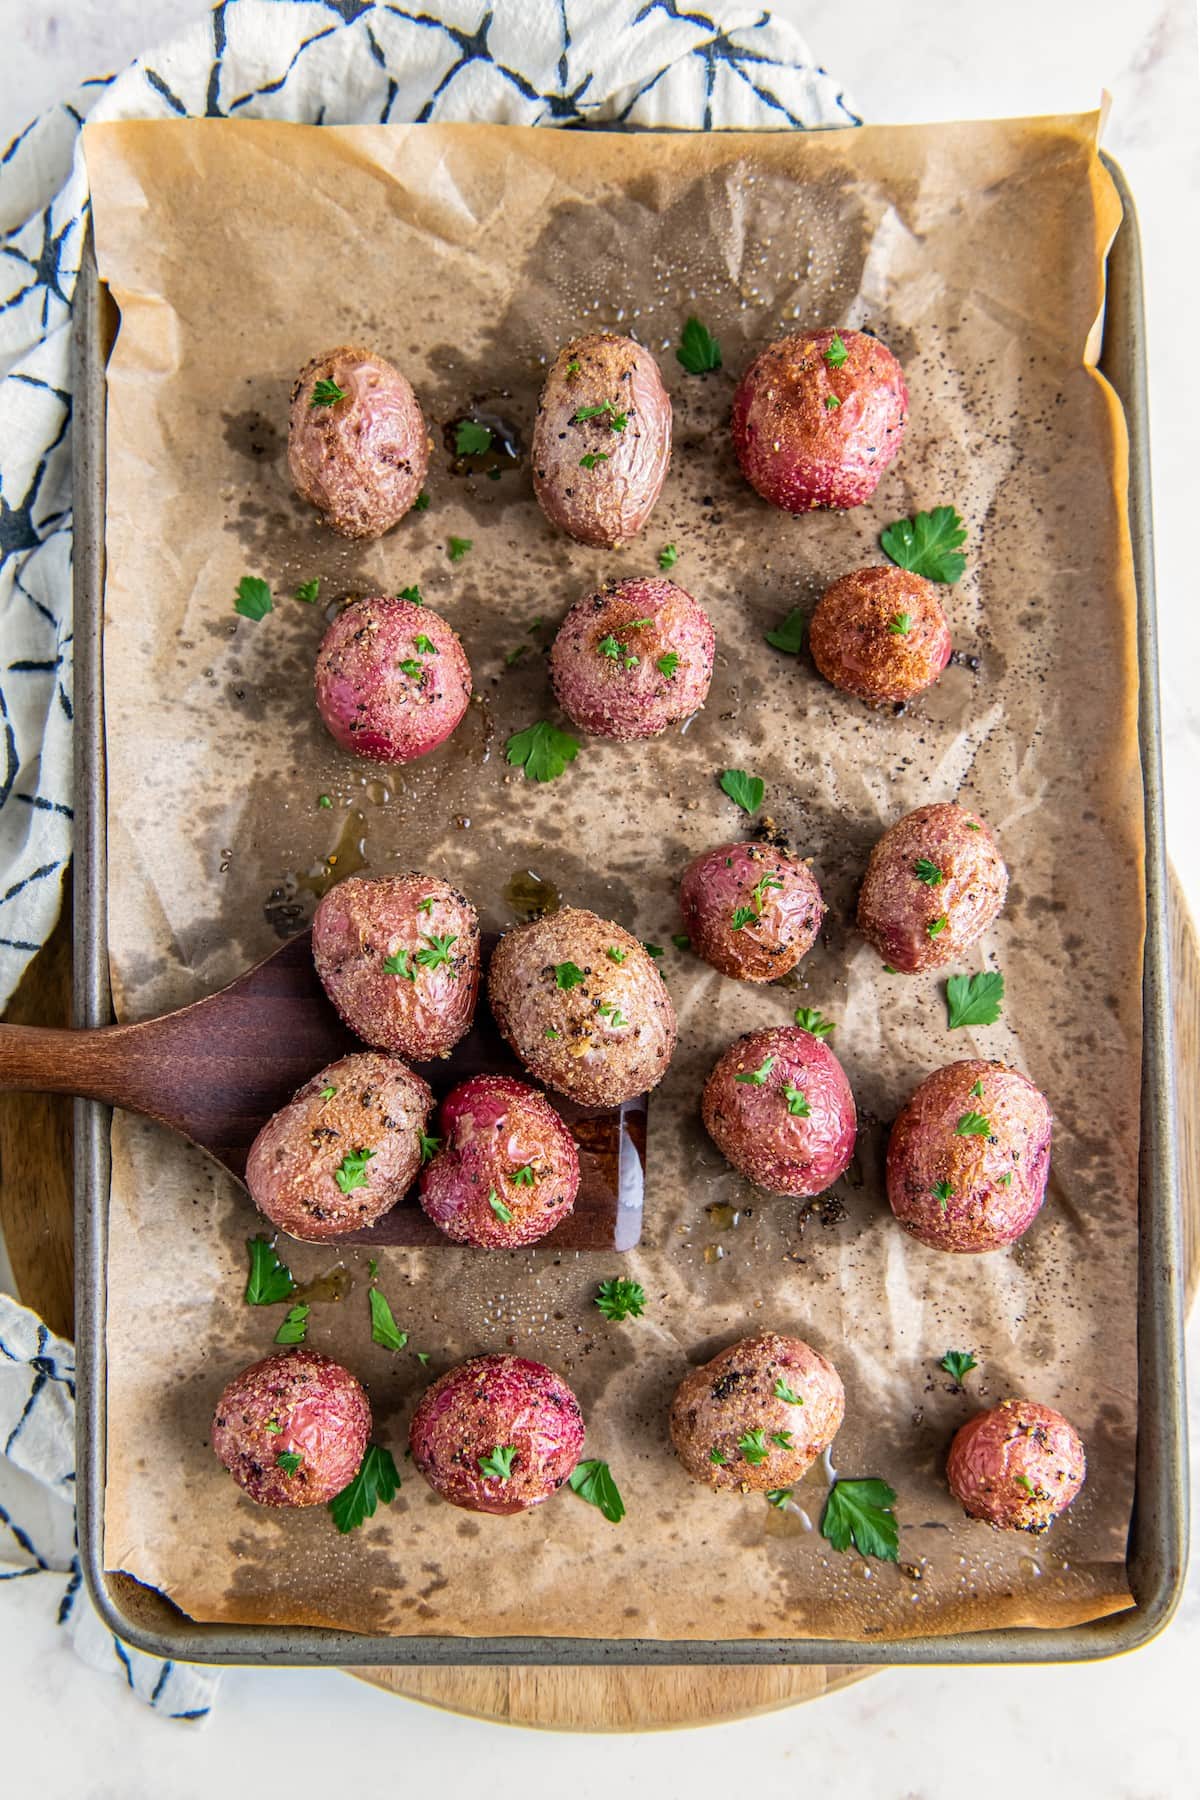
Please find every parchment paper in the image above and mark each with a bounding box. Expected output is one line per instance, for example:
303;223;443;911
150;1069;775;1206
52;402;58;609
85;115;1142;1640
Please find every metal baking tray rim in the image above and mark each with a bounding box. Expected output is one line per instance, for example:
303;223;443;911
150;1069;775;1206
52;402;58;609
72;149;1188;1667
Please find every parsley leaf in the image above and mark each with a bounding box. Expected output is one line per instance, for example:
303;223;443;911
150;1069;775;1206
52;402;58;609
932;1179;954;1210
311;377;347;407
504;643;530;667
447;536;473;561
505;719;580;783
658;543;679;571
397;584;423;604
511;1164;536;1186
555;961;585;991
783;1085;811;1117
318;794;332;808
730;905;757;931
598;634;624;660
676;316;722;374
369;1287;408;1353
672;933;691;951
774;1377;805;1405
766;1488;793;1508
455;419;492;455
914;858;944;887
488;1189;514;1224
234;575;272;621
579;451;609;469
955;1111;991;1137
657;651;680;678
940;1350;978;1383
824;394;841;411
771;1430;793;1449
566;359;581;375
738;1429;769;1466
595;1278;646;1322
412;491;431;511
824;333;849;369
821;1477;899;1562
328;1444;400;1534
414;634;438;655
334;1147;375;1194
294;579;320;604
764;608;806;655
642;942;664;959
419;1131;440;1165
416;896;435;914
383;948;416;980
888;611;913;636
274;1304;310;1345
720;768;764;815
597;1002;628;1028
736;1055;775;1086
245;1236;296;1306
277;1451;304;1476
880;505;967;584
569;1459;625;1523
606;945;627;964
416;931;457;971
573;401;626;431
794;1008;835;1039
970;1078;984;1097
320;1084;337;1100
945;970;1005;1029
927;916;948;938
478;1445;517;1480
398;658;424;678
710;1447;729;1465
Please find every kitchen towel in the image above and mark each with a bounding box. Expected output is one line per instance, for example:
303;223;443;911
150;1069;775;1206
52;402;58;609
0;0;855;1715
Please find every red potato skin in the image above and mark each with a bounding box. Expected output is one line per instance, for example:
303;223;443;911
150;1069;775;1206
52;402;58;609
702;1026;857;1197
857;802;1008;973
312;872;479;1060
488;907;677;1108
314;595;472;764
670;1332;844;1493
409;1354;585;1514
947;1400;1086;1533
810;565;952;705
245;1051;433;1242
549;576;715;741
288;345;429;539
211;1350;371;1507
887;1059;1052;1253
680;840;824;982
532;334;672;547
418;1075;580;1248
731;328;908;512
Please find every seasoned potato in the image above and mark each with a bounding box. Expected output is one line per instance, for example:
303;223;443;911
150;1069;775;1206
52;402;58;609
701;1026;856;1196
211;1350;371;1507
856;802;1008;973
731;327;908;512
947;1400;1086;1532
245;1051;433;1242
288;345;429;539
669;1332;844;1493
679;840;824;982
418;1075;580;1248
488;907;677;1108
312;872;480;1060
409;1354;585;1514
886;1058;1052;1252
532;334;672;547
549;575;714;740
314;595;472;764
810;565;952;704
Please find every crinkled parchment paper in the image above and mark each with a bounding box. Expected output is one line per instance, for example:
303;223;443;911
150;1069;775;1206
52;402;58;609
84;115;1141;1640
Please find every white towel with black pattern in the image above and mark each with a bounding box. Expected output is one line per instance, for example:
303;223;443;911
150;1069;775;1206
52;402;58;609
0;0;855;1715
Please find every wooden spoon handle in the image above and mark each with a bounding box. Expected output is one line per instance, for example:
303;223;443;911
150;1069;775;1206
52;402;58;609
0;1021;148;1109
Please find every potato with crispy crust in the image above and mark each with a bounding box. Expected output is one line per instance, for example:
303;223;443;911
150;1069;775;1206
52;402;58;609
289;345;429;539
731;327;908;512
532;334;672;547
670;1332;844;1494
314;595;472;764
487;907;676;1108
245;1051;433;1242
701;1026;856;1196
418;1075;580;1248
857;802;1008;973
312;872;479;1061
409;1353;585;1514
887;1059;1052;1252
680;840;824;982
810;565;952;705
947;1400;1086;1532
550;576;714;740
212;1350;371;1507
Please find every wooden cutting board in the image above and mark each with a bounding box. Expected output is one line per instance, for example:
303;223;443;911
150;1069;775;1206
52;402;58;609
2;872;1194;1730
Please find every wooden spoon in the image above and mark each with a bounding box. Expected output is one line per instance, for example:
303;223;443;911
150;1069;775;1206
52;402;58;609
0;929;645;1251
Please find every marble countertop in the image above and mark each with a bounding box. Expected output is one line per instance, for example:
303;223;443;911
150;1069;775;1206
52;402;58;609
0;3;1195;1796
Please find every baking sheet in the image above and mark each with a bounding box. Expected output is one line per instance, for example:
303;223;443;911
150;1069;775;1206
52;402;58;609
84;115;1141;1640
